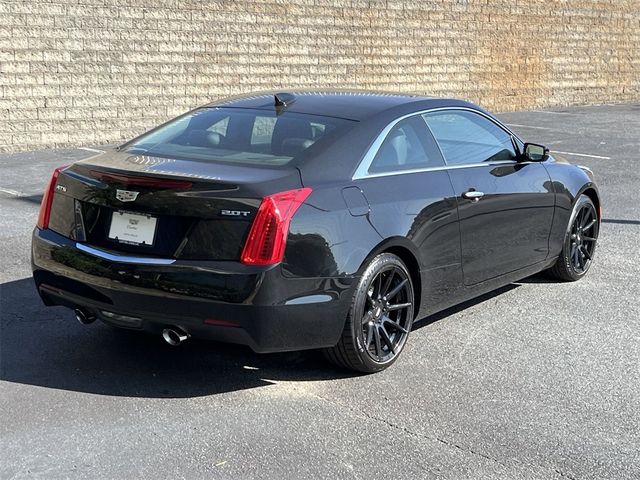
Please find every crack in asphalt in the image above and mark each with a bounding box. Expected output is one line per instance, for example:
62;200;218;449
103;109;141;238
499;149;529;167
554;469;578;480
310;392;510;468
432;436;510;469
310;392;573;479
307;392;442;476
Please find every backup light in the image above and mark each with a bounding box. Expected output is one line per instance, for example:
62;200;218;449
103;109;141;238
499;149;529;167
240;188;312;266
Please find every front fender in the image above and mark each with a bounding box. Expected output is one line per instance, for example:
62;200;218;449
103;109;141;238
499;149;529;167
543;157;601;257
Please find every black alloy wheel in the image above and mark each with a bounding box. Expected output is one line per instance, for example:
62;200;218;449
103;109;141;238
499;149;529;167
569;201;598;274
324;253;415;373
548;194;599;281
361;265;413;363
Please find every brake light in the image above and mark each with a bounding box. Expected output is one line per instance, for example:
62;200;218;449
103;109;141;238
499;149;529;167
240;188;312;266
89;170;192;189
36;165;67;229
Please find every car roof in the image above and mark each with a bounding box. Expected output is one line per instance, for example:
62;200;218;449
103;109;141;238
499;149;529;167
205;90;475;121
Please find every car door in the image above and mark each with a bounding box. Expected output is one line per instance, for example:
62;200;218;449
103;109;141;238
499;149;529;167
422;109;555;285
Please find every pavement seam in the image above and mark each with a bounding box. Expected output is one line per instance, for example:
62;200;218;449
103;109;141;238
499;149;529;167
310;391;572;479
553;468;578;480
309;390;444;476
310;393;508;465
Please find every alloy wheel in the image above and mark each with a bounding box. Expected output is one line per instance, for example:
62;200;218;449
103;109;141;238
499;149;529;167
569;202;598;274
361;265;414;363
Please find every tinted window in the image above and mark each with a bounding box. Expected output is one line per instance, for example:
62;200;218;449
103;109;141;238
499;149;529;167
423;110;517;165
369;116;444;173
123;108;356;167
207;116;229;136
250;116;277;146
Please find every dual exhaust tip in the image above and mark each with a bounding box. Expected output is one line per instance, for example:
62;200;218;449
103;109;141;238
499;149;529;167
74;307;189;346
162;327;190;346
74;308;96;325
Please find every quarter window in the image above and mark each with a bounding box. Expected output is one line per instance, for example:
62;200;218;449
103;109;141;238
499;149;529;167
369;116;444;174
207;116;229;136
423;110;517;165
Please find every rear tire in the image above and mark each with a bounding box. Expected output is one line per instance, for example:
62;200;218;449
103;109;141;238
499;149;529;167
547;194;599;281
323;253;415;373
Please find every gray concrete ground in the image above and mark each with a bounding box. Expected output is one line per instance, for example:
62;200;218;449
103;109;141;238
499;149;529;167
1;103;639;479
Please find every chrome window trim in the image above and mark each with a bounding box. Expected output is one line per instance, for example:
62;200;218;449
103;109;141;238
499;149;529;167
356;160;524;180
351;106;524;181
76;243;176;265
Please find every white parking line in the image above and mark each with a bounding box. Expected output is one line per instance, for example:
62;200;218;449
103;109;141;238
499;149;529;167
506;123;552;130
79;147;105;153
530;110;574;115
552;150;611;160
0;187;23;196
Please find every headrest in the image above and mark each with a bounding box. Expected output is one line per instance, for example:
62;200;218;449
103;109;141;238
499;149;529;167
279;138;315;157
186;130;223;148
389;130;408;165
371;128;412;171
271;118;313;155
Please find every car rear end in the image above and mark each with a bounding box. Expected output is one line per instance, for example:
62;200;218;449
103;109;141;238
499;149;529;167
31;105;358;352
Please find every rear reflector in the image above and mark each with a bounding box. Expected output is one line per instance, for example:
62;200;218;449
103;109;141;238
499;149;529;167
90;170;192;189
37;165;68;230
240;187;312;266
204;319;240;328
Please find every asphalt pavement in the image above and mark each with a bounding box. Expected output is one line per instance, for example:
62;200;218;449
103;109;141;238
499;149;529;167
1;103;639;479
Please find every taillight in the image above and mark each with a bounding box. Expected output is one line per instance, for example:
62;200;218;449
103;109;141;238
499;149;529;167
36;165;67;230
240;187;312;266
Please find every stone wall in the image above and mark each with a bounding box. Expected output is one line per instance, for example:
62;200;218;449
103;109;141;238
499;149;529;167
1;0;638;152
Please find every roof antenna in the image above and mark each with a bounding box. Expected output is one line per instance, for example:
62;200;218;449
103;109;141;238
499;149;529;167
274;92;296;107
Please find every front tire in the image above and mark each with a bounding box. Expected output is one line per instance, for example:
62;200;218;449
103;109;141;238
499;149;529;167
324;253;415;373
548;194;599;281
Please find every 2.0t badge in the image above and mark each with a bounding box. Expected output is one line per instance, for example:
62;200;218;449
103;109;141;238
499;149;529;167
115;189;140;202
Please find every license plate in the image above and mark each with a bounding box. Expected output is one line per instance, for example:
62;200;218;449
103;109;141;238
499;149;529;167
108;211;157;246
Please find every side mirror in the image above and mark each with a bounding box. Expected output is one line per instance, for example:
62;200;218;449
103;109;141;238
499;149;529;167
523;143;550;162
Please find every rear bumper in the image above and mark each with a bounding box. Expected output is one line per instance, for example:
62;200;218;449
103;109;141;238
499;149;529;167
32;228;356;352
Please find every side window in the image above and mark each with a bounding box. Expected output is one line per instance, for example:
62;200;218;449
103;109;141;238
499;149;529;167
423;110;517;165
369;116;444;174
251;116;278;146
310;122;326;140
207;116;229;136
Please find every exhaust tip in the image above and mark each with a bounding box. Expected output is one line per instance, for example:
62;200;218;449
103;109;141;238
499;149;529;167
162;327;189;346
74;308;95;325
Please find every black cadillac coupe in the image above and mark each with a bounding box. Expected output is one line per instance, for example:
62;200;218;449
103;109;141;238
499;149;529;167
32;91;600;372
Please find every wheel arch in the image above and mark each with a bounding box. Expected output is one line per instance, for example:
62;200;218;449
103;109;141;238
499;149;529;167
579;186;601;221
547;184;600;282
359;237;422;319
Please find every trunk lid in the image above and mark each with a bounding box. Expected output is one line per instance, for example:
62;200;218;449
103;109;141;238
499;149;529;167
47;149;302;261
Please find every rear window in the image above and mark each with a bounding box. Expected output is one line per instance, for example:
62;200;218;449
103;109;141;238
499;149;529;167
122;108;356;167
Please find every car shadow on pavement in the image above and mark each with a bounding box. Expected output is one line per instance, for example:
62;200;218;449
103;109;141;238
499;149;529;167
411;284;520;331
0;277;360;398
515;272;559;284
1;276;525;399
601;218;640;225
8;193;43;205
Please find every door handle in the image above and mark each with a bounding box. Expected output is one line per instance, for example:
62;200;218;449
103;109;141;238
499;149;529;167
462;190;485;202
